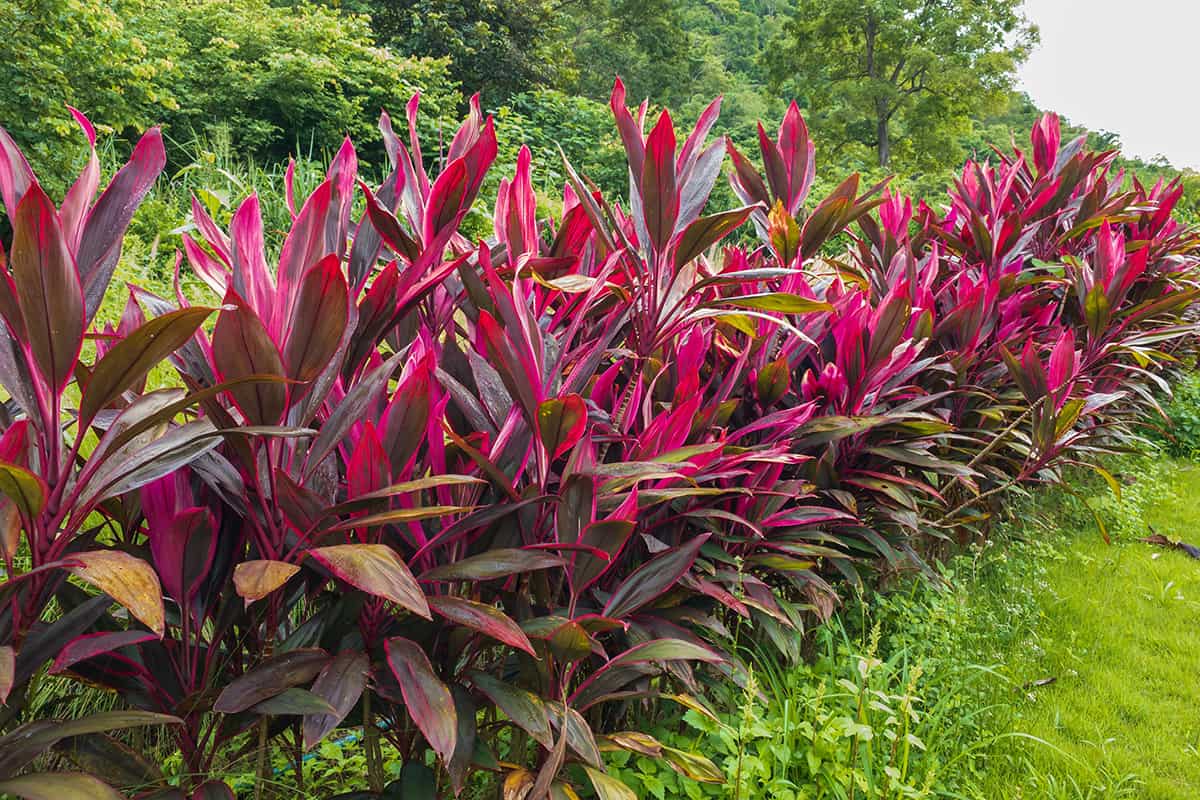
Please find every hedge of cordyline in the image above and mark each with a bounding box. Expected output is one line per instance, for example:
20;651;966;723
0;87;1194;799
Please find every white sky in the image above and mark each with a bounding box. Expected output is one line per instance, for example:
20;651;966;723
1019;0;1198;169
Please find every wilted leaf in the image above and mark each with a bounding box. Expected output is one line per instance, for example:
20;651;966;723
662;746;724;782
233;560;300;606
0;645;12;703
584;767;637;800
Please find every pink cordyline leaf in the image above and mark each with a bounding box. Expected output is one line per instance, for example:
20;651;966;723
9;182;85;395
610;78;646;179
495;145;538;263
641;111;679;253
1031;112;1061;175
59;107;99;252
77;126;166;324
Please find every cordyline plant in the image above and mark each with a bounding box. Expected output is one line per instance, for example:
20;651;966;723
0;85;1195;800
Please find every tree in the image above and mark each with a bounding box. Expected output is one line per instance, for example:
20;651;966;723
346;0;570;102
149;0;460;165
768;0;1037;171
0;0;177;189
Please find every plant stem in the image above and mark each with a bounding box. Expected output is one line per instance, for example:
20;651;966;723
254;716;269;800
363;688;385;792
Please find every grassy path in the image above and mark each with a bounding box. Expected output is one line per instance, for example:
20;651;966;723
979;463;1200;799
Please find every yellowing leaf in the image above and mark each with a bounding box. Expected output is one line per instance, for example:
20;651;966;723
584;767;637;800
234;560;300;606
68;551;164;637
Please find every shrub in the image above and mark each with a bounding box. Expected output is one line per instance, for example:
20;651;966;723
0;0;459;192
0;81;1195;799
1156;370;1200;457
148;0;459;165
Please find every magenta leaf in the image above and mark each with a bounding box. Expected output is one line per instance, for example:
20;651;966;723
211;290;288;426
428;596;537;656
76;126;166;323
641;111;679;253
50;631;157;675
9;183;84;393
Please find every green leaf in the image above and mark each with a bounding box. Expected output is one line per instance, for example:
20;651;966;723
213;649;330;713
720;292;832;314
468;670;553;748
250;688;336;716
674;206;755;269
421;549;565;582
538;394;588;460
0;462;46;519
80;306;214;427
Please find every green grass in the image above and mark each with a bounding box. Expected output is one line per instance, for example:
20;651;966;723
976;461;1200;800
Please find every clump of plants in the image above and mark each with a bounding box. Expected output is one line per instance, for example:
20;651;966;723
0;83;1195;799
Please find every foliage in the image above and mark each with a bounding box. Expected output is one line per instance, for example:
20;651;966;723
145;0;459;165
488;90;627;201
343;0;570;103
767;0;1037;171
0;0;460;190
0;0;177;190
609;455;1194;800
0;80;1195;800
1153;370;1200;457
610;618;993;799
604;530;1053;800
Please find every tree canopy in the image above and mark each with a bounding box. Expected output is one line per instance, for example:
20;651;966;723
768;0;1037;171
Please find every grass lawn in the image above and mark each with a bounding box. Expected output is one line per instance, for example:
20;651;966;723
977;463;1200;799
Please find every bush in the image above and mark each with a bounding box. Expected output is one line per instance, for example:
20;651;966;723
1156;371;1200;457
0;0;177;191
148;0;459;165
0;81;1195;799
0;0;459;191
